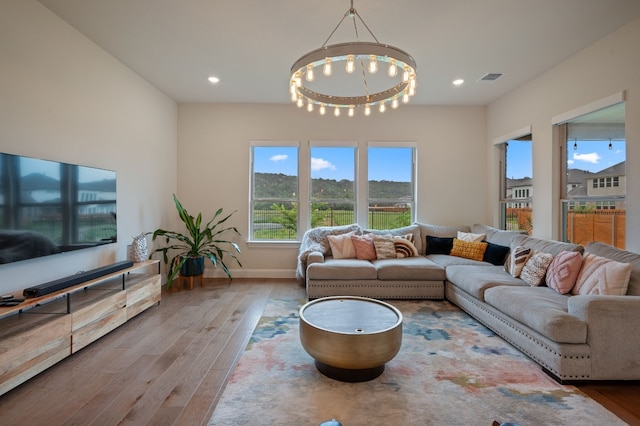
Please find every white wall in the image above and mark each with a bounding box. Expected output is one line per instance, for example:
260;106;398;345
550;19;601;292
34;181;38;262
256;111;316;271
487;17;640;251
0;0;178;293
177;103;486;277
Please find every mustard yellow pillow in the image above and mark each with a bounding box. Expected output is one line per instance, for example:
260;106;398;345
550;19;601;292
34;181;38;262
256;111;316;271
450;238;488;261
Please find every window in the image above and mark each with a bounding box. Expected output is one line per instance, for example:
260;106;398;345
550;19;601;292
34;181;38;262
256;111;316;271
250;143;299;241
367;145;415;230
559;102;626;248
499;135;533;234
249;141;416;241
310;144;356;228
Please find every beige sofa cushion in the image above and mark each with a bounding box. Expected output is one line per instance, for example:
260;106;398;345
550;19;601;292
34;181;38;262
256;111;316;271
445;264;526;299
373;257;445;281
427;253;490;268
510;234;584;256
484;286;587;344
471;224;527;247
307;258;377;280
365;224;422;254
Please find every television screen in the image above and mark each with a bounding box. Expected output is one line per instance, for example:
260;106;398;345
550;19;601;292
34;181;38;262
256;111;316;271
0;152;116;265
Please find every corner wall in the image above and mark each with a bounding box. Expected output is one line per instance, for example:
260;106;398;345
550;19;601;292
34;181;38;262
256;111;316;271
486;17;640;250
0;1;178;293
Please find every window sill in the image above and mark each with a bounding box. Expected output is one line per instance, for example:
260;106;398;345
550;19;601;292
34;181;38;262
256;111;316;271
246;240;300;249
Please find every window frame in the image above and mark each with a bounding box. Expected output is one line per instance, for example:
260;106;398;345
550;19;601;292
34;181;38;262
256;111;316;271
248;140;301;245
496;130;533;233
365;141;417;229
309;141;358;229
248;140;417;244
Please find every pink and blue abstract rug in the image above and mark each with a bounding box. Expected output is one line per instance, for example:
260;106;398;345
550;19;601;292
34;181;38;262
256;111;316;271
210;298;624;425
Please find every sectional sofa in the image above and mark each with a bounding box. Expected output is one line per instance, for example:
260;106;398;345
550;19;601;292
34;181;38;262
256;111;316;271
296;223;640;382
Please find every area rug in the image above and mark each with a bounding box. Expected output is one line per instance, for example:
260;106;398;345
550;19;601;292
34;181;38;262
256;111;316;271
209;298;624;425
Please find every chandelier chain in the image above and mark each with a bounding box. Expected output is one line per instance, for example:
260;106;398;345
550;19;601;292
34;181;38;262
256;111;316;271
352;6;371;100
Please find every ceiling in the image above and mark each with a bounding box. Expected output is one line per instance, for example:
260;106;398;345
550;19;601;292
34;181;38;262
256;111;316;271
37;0;640;106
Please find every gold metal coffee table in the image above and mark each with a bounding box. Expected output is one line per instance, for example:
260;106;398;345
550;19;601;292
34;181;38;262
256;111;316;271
299;296;403;382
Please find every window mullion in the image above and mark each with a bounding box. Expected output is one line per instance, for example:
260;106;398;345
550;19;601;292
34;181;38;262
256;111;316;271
299;141;310;236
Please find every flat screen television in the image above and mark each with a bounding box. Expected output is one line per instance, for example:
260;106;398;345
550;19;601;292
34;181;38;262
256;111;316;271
0;152;117;265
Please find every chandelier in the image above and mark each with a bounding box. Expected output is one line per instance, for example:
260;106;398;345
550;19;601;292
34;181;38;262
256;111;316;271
289;0;417;117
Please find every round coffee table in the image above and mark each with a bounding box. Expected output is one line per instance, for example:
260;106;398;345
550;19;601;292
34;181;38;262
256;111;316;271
299;296;403;382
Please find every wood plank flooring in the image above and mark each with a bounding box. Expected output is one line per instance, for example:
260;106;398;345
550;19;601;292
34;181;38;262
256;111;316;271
0;278;638;425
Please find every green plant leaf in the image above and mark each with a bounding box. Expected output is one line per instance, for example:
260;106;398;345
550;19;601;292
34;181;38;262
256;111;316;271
146;194;242;288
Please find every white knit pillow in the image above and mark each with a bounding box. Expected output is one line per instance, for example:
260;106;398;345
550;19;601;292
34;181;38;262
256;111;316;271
327;231;357;259
520;252;554;286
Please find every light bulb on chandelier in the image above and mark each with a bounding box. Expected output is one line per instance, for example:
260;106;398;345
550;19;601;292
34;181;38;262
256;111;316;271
289;0;417;116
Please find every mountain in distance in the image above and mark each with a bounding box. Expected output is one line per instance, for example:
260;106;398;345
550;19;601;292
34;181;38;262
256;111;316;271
254;173;411;199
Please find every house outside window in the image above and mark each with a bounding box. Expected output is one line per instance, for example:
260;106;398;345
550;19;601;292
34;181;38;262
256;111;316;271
558;102;626;248
499;135;533;234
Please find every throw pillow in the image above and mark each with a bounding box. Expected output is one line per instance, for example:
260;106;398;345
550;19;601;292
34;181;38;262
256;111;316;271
327;231;356;259
546;251;582;294
372;235;397;260
394;237;419;258
572;252;633;296
456;231;486;243
351;234;376;260
449;238;488;261
504;245;532;277
425;236;454;255
482;241;511;266
520;252;554;286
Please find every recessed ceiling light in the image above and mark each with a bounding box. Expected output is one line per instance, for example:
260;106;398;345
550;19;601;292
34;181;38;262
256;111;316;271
453;79;464;86
207;76;220;84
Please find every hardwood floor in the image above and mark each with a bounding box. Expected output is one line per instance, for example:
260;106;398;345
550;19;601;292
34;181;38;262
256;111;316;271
0;278;638;425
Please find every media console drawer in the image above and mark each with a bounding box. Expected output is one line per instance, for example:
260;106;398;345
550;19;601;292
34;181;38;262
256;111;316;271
72;308;128;353
0;314;71;396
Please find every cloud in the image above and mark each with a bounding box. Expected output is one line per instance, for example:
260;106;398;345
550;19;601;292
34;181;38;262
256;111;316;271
269;154;288;162
311;157;336;171
567;159;574;166
573;152;601;164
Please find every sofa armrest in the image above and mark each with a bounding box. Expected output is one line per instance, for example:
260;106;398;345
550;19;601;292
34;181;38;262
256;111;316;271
568;295;640;379
307;251;325;266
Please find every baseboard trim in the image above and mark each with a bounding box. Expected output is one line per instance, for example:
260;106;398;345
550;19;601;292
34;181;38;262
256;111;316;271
204;268;296;279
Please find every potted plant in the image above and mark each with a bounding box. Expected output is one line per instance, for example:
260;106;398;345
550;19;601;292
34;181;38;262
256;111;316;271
148;194;242;288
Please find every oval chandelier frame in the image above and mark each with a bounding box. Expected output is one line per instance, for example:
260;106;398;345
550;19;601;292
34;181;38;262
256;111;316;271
291;42;416;107
289;1;417;115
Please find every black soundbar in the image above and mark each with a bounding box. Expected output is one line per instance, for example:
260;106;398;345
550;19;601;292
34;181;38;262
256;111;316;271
23;260;134;298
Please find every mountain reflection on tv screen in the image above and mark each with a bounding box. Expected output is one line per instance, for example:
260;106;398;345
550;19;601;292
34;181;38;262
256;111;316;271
0;152;116;265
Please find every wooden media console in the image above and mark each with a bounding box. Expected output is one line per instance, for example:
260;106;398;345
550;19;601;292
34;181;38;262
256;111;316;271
0;260;161;396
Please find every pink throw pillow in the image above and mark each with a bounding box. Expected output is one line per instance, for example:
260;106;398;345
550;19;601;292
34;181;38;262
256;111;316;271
546;251;582;294
351;234;376;260
573;252;632;296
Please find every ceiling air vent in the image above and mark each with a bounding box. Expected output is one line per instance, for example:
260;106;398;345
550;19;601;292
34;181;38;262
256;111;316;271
479;73;504;81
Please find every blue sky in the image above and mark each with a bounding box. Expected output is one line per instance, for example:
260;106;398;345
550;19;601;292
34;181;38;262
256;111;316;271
253;141;625;182
253;146;413;182
506;140;626;179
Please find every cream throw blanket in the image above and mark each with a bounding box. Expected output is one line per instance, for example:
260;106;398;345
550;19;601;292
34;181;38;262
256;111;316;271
295;224;361;280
